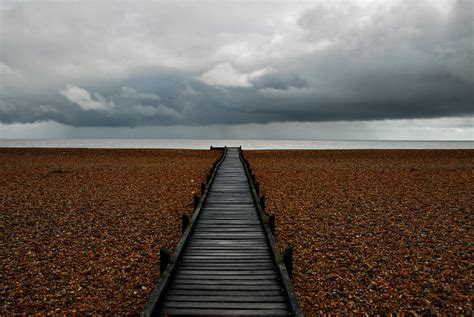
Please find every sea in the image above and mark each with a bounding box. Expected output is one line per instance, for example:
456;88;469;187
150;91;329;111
0;139;472;149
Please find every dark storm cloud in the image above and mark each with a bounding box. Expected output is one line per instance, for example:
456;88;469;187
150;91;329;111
0;0;472;127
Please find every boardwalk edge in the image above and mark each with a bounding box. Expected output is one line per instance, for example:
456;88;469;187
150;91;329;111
143;147;227;316
239;148;304;317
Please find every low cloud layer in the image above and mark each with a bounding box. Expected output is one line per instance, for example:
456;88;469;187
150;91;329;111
0;0;472;133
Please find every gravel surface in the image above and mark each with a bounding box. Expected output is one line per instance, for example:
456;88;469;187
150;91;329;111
245;149;473;315
1;148;220;314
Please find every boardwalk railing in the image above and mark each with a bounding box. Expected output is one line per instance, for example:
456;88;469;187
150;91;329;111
239;148;302;316
144;147;302;316
144;148;227;316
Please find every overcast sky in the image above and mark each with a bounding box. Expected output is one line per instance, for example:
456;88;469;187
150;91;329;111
0;0;473;140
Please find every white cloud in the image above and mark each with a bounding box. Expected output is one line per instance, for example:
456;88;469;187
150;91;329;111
200;63;252;87
60;85;114;111
199;63;271;87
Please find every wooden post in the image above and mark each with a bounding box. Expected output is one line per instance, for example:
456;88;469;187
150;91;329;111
268;214;275;236
255;182;259;195
181;214;189;234
193;195;200;209
201;183;206;194
260;195;265;211
283;246;293;279
160;248;170;275
251;174;256;184
206;173;211;183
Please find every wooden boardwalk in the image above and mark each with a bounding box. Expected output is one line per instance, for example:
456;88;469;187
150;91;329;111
145;147;301;316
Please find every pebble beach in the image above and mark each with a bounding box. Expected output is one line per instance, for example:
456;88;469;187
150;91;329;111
1;148;472;315
245;149;473;315
1;148;220;314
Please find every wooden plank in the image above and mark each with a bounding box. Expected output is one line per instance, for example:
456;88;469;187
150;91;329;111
198;217;260;220
177;266;276;271
201;206;256;209
171;279;277;285
179;255;272;260
183;250;271;255
160;301;288;309
163;295;286;302
177;270;276;275
166;289;283;296
186;243;269;247
207;193;253;196
169;284;283;291
173;274;278;281
184;249;270;254
193;225;262;228
192;232;264;236
194;225;263;228
187;241;268;246
186;244;268;248
198;215;258;218
183;251;269;255
185;247;269;251
189;232;262;236
202;203;255;206
178;260;274;265
157;308;288;316
178;260;274;264
195;223;261;226
194;221;261;225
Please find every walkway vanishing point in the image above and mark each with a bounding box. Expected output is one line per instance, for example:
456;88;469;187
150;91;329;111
144;147;302;316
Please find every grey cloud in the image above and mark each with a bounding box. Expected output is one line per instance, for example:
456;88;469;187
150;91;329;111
120;86;161;102
0;0;472;129
252;72;307;90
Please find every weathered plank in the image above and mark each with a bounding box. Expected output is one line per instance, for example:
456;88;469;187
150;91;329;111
158;308;288;316
169;284;283;291
163;295;286;302
166;289;283;296
160;301;288;309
